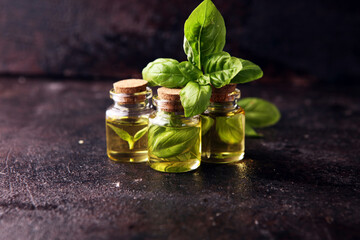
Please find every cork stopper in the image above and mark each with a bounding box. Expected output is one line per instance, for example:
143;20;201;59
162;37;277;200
210;84;238;102
112;79;148;103
113;79;147;93
156;87;183;112
157;88;181;101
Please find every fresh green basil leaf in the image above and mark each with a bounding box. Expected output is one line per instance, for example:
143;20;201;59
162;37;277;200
180;81;212;117
107;123;135;149
238;98;281;128
178;61;203;81
134;126;148;142
142;58;190;88
148;125;165;149
184;0;226;68
149;125;199;158
215;114;244;144
202;52;242;88
231;59;263;84
201;115;214;136
245;124;263;138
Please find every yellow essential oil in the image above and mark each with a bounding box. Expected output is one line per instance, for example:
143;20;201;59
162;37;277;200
106;116;149;162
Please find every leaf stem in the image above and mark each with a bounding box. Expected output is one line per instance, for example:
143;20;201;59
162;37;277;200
128;139;135;150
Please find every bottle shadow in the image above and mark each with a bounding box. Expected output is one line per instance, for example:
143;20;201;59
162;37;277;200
144;158;255;197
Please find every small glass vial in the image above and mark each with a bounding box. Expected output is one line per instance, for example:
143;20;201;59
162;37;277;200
201;84;245;163
106;79;154;162
148;87;201;173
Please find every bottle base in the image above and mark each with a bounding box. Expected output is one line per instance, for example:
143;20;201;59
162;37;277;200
148;159;201;173
107;150;148;163
201;151;244;164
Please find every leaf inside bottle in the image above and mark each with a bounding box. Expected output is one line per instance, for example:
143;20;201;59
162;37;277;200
148;125;200;158
107;123;148;150
215;114;244;145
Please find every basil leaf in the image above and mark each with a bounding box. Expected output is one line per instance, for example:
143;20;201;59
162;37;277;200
231;59;263;84
238;98;281;128
108;124;149;150
134;126;148;142
215;114;244;144
142;58;190;88
178;61;203;81
148;125;166;149
149;125;199;158
107;123;135;149
245;124;263;138
180;81;211;117
201;52;242;88
184;0;226;68
201;115;214;136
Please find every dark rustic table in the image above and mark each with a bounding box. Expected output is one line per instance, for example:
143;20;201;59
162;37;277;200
0;78;359;240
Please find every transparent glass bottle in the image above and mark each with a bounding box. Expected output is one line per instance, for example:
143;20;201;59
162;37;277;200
105;81;154;163
148;88;201;173
201;87;245;163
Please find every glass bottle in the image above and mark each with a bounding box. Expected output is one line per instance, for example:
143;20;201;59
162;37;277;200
148;88;201;173
201;84;245;163
106;80;154;163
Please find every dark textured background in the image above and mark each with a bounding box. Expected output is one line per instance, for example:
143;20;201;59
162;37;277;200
1;1;360;239
1;0;360;83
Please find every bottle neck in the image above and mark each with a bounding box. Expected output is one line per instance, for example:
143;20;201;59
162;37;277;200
113;100;153;113
207;100;238;112
153;95;184;114
153;109;200;127
207;87;241;113
156;109;185;116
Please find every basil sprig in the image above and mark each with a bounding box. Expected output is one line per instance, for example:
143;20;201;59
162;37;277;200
107;124;148;149
238;98;281;137
142;0;263;117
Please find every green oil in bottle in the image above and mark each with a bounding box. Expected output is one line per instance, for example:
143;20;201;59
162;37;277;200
201;107;245;163
147;123;201;173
